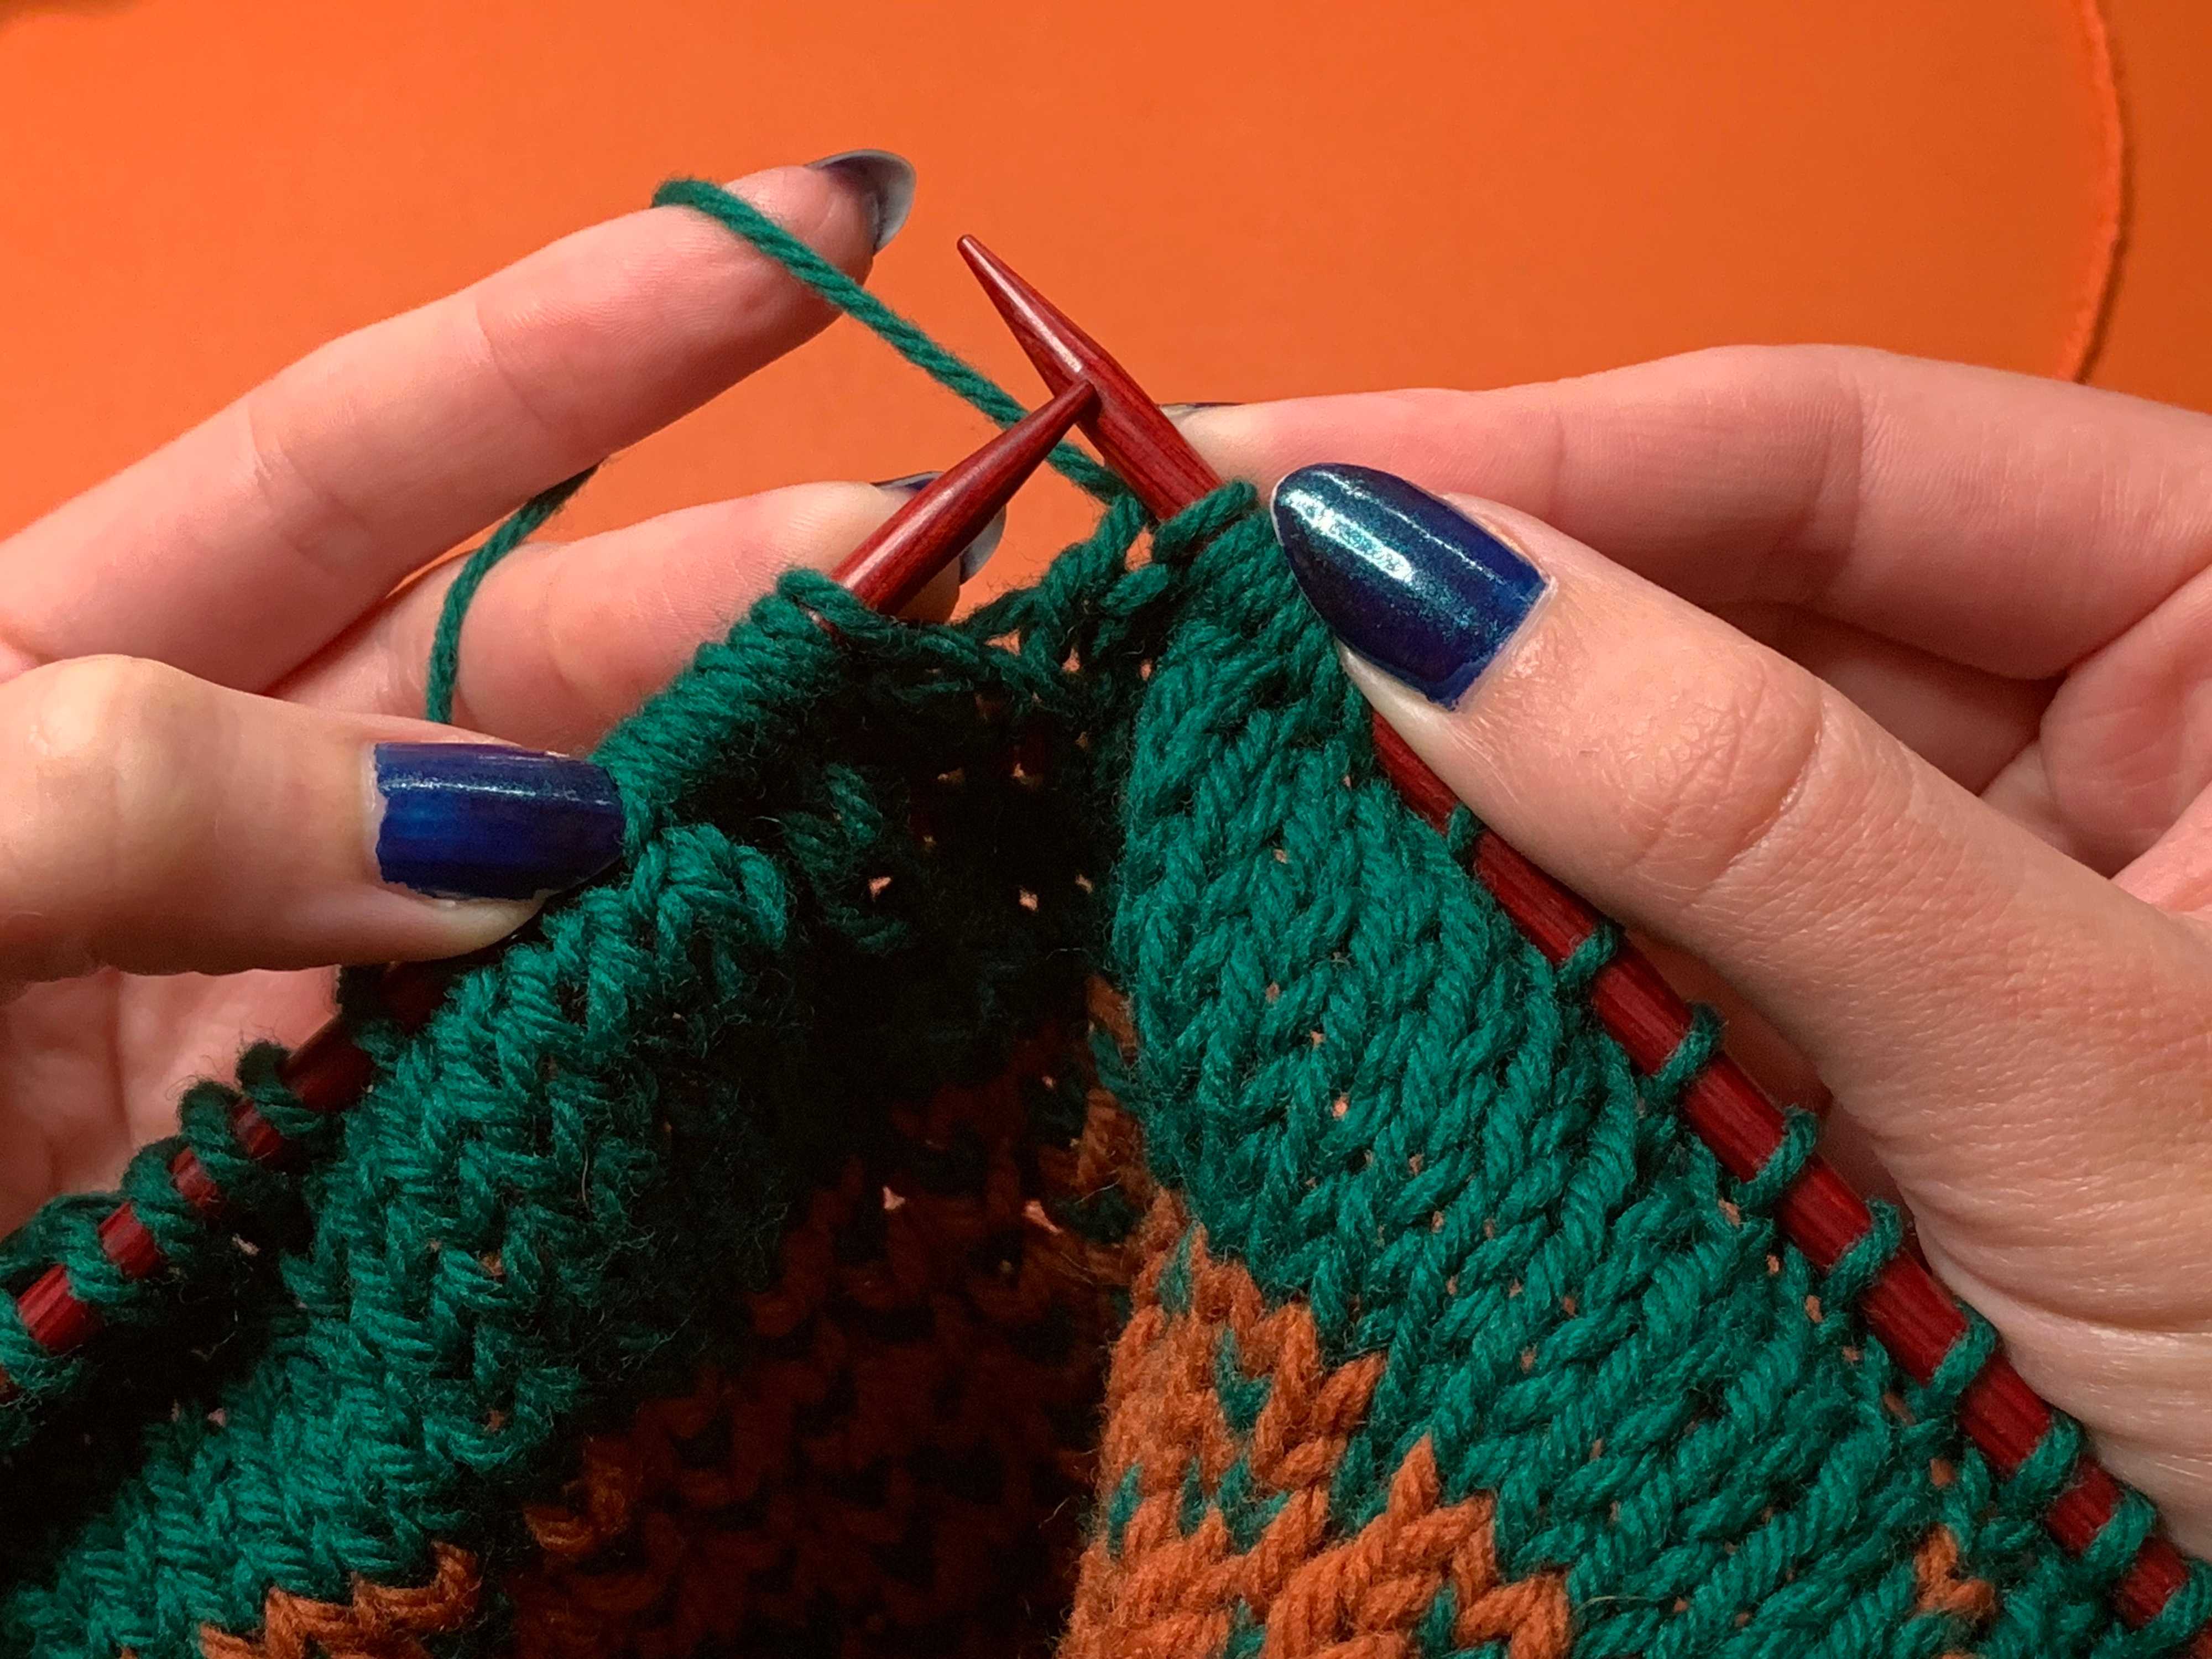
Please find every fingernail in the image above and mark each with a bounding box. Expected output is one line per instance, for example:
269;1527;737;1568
373;743;623;901
869;472;1008;580
1270;463;1546;706
1160;402;1238;420
957;507;1007;580
870;470;940;494
806;149;916;251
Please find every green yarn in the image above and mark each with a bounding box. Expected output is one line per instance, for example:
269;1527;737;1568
650;178;1126;504
424;466;593;726
0;176;2199;1659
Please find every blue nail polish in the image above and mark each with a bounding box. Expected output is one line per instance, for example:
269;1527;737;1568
374;743;623;900
1270;463;1547;706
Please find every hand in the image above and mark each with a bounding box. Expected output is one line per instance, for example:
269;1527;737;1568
0;153;949;1229
1180;348;2212;1552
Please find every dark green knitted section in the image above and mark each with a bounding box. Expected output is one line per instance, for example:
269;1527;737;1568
0;489;1168;1657
0;178;2198;1659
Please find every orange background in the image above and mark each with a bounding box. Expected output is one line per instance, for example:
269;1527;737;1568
0;0;2206;598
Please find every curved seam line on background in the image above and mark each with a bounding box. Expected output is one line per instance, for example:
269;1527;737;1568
2058;0;2127;380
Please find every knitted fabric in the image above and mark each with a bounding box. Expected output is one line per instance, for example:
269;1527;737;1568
0;180;2202;1659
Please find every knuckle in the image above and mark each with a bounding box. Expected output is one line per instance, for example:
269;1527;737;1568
467;284;587;454
535;571;632;747
1608;654;1832;906
23;654;189;768
8;655;203;888
236;375;380;576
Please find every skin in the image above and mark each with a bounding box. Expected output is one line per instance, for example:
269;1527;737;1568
1;175;2208;1550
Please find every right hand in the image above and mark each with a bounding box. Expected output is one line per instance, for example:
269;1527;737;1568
1185;348;2212;1548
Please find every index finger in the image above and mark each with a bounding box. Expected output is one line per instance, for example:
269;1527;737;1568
0;155;906;692
1183;346;2212;679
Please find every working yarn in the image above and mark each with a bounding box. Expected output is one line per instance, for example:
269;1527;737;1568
0;180;2201;1659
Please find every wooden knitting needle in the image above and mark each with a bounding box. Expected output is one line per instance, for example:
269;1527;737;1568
959;238;1214;522
832;375;1096;613
957;237;2208;1636
7;384;1098;1370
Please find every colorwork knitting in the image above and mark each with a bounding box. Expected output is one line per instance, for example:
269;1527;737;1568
0;180;2202;1659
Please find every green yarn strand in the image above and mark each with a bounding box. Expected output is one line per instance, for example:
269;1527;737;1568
421;174;1133;727
422;466;594;724
651;177;1126;503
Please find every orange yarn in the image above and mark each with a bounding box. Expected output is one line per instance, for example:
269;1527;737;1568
187;1009;1153;1659
497;1014;1152;1658
1913;1525;1999;1627
1263;1444;1572;1659
196;1543;478;1659
1062;1199;1571;1659
180;989;2056;1659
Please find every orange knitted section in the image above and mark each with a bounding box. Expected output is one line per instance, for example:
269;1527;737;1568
1062;1197;1572;1659
497;1009;1153;1658
1914;1524;1997;1630
196;1542;478;1659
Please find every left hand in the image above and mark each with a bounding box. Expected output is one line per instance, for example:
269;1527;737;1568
0;156;950;1227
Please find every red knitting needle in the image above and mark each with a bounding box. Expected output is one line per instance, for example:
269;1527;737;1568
833;375;1096;614
959;238;1212;521
5;383;1099;1381
958;236;2209;1642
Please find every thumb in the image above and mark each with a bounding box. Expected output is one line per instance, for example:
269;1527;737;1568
1266;463;2212;1335
0;655;622;982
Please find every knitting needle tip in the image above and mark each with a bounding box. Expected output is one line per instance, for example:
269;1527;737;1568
834;375;1100;616
957;236;1221;520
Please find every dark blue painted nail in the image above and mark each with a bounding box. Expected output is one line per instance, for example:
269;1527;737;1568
373;743;623;900
1270;463;1547;706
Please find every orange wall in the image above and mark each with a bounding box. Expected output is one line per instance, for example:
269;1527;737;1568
1;0;2205;597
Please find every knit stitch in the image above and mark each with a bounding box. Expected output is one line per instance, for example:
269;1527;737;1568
0;179;2200;1659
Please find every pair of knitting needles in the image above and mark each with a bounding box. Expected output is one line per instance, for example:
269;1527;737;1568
16;234;2200;1641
